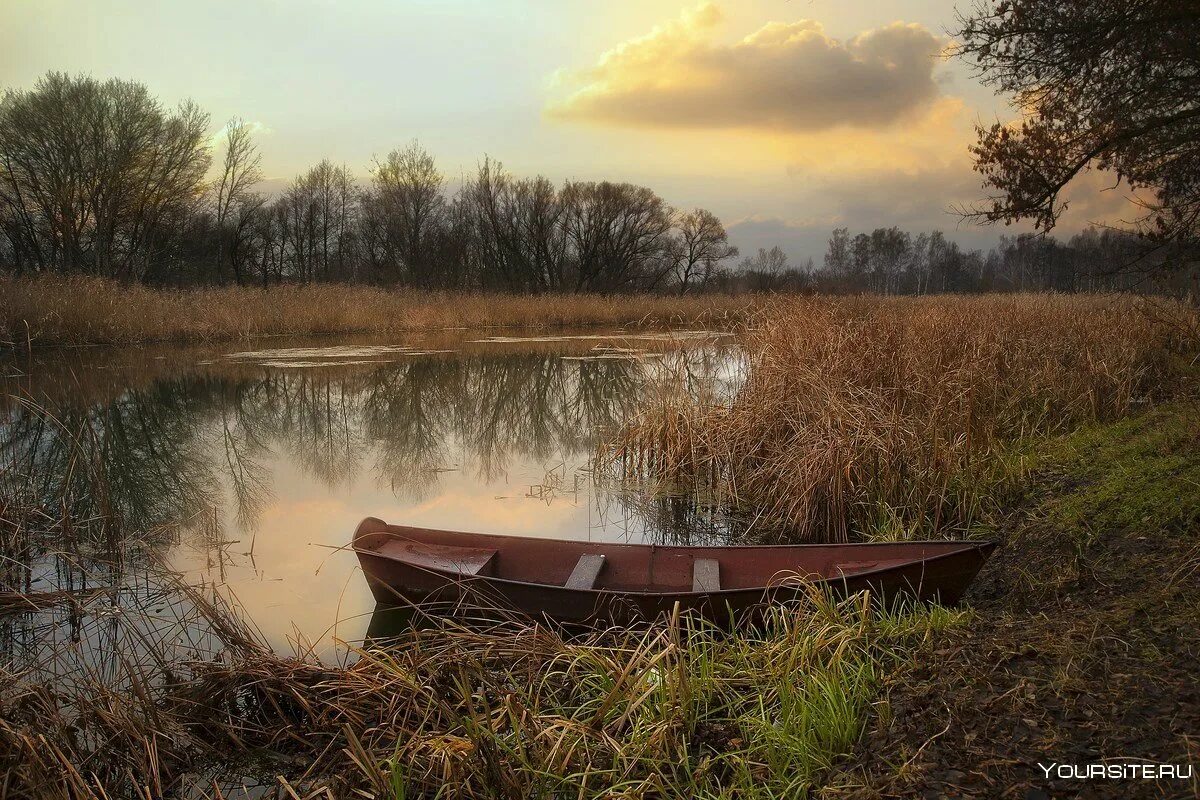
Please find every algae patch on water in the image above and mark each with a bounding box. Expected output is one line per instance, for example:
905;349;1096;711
221;344;459;368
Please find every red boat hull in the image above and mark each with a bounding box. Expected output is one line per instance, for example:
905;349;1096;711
353;517;996;625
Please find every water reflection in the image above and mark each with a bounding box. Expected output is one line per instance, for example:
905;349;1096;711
1;332;740;651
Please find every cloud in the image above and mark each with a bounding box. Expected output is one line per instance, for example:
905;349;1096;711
207;119;272;150
725;161;1148;269
817;164;983;229
547;3;946;132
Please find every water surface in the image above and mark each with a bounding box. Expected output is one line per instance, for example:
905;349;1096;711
1;328;741;655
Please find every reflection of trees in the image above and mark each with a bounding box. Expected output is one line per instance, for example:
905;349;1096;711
1;383;223;547
354;354;649;499
360;359;466;496
1;343;749;693
458;355;643;483
2;350;662;541
0;382;227;617
2;344;739;574
253;374;364;491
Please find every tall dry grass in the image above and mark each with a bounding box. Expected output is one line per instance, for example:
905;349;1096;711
604;294;1199;542
0;407;966;797
0;580;964;798
1;275;755;347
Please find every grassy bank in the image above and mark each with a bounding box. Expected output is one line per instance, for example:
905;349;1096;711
828;401;1200;798
0;506;966;798
598;293;1199;796
3;292;1197;797
1;276;755;348
604;293;1198;542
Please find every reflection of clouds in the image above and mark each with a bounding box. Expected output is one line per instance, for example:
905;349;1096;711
167;489;377;654
4;340;741;648
399;480;584;536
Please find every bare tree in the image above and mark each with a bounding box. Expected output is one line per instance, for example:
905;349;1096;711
0;72;210;280
671;208;738;294
868;227;910;295
213;118;264;285
275;160;356;283
365;141;444;285
561;181;675;292
460;159;572;292
824;228;853;276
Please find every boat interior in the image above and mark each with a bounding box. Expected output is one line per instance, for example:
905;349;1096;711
354;523;979;594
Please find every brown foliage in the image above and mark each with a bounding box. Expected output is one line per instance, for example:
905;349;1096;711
604;294;1198;541
0;275;754;348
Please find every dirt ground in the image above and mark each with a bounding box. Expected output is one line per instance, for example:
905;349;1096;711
825;405;1200;799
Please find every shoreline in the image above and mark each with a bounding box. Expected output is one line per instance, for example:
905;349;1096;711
830;402;1200;798
1;275;759;350
1;292;1197;797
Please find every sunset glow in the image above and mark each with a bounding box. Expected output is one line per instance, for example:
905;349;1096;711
2;0;1120;263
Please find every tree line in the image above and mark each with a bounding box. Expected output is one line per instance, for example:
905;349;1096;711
812;226;1194;295
3;72;1195;297
689;226;1195;296
0;73;740;293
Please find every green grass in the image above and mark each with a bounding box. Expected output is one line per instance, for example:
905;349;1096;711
816;400;1200;798
954;400;1200;605
1032;405;1200;538
366;595;969;799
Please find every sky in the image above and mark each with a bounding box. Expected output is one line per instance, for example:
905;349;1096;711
1;0;1135;264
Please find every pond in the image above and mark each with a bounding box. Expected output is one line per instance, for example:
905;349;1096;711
1;328;743;661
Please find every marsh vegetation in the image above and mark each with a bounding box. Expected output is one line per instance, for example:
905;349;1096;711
2;292;1197;796
1;276;755;348
605;293;1198;542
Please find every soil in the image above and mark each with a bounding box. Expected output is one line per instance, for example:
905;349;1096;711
825;406;1200;800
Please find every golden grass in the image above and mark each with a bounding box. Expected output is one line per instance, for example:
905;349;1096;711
0;405;966;798
603;293;1199;542
1;275;756;347
0;578;965;798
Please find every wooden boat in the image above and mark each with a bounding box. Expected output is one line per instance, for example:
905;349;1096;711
352;517;996;625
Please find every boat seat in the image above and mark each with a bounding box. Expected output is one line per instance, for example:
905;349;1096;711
565;553;606;590
693;558;721;592
377;540;497;576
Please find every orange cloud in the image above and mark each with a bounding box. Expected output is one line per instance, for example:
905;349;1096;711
547;3;946;133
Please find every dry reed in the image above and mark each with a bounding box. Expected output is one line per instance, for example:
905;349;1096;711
1;275;755;348
0;579;964;798
1;426;966;797
603;293;1199;541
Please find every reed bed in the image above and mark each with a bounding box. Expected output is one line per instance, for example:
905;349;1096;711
1;276;755;348
0;427;965;797
0;583;964;798
603;293;1199;542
